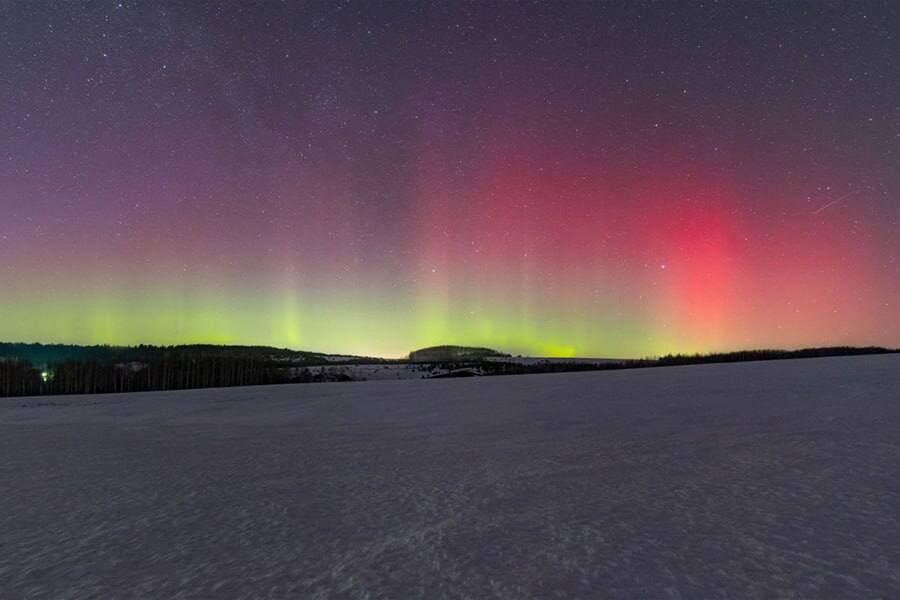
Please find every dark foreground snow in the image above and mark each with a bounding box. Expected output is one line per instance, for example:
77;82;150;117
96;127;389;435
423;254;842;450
1;354;899;598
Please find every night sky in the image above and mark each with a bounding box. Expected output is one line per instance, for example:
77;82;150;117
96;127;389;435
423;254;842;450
2;2;898;357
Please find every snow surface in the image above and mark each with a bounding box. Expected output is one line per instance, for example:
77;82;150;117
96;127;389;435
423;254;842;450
484;356;624;366
292;357;625;382
292;363;446;381
1;354;899;598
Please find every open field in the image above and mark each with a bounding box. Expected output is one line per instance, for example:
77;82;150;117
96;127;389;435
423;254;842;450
1;354;899;598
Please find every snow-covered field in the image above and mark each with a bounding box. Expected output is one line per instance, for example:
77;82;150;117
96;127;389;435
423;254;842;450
1;354;899;598
291;357;625;382
291;362;447;381
484;356;625;366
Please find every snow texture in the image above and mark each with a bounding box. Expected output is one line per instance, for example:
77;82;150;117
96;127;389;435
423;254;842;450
292;363;446;381
1;354;899;598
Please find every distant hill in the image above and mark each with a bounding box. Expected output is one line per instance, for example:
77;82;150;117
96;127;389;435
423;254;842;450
408;345;507;362
0;342;337;367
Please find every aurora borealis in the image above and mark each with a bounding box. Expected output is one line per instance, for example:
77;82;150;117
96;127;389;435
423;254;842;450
2;2;898;358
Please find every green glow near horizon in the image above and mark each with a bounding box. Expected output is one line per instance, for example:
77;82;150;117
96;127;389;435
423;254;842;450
0;283;678;358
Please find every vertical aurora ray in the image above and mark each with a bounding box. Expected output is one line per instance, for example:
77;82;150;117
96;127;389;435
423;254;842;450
2;134;895;357
1;2;897;357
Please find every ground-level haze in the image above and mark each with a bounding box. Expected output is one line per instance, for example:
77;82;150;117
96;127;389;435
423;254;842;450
1;355;899;598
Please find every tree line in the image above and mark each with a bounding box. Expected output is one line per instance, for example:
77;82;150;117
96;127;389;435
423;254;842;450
1;344;895;398
477;346;898;376
651;346;898;366
0;342;327;367
0;352;292;397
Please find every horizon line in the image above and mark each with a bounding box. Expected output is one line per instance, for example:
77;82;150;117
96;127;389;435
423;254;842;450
1;339;897;362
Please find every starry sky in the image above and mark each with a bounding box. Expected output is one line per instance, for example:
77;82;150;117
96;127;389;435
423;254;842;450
2;1;898;358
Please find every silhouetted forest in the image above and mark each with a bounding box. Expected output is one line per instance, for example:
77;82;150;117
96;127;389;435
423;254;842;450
0;342;327;367
0;350;292;397
650;346;899;366
476;346;898;377
0;343;896;397
0;343;372;397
